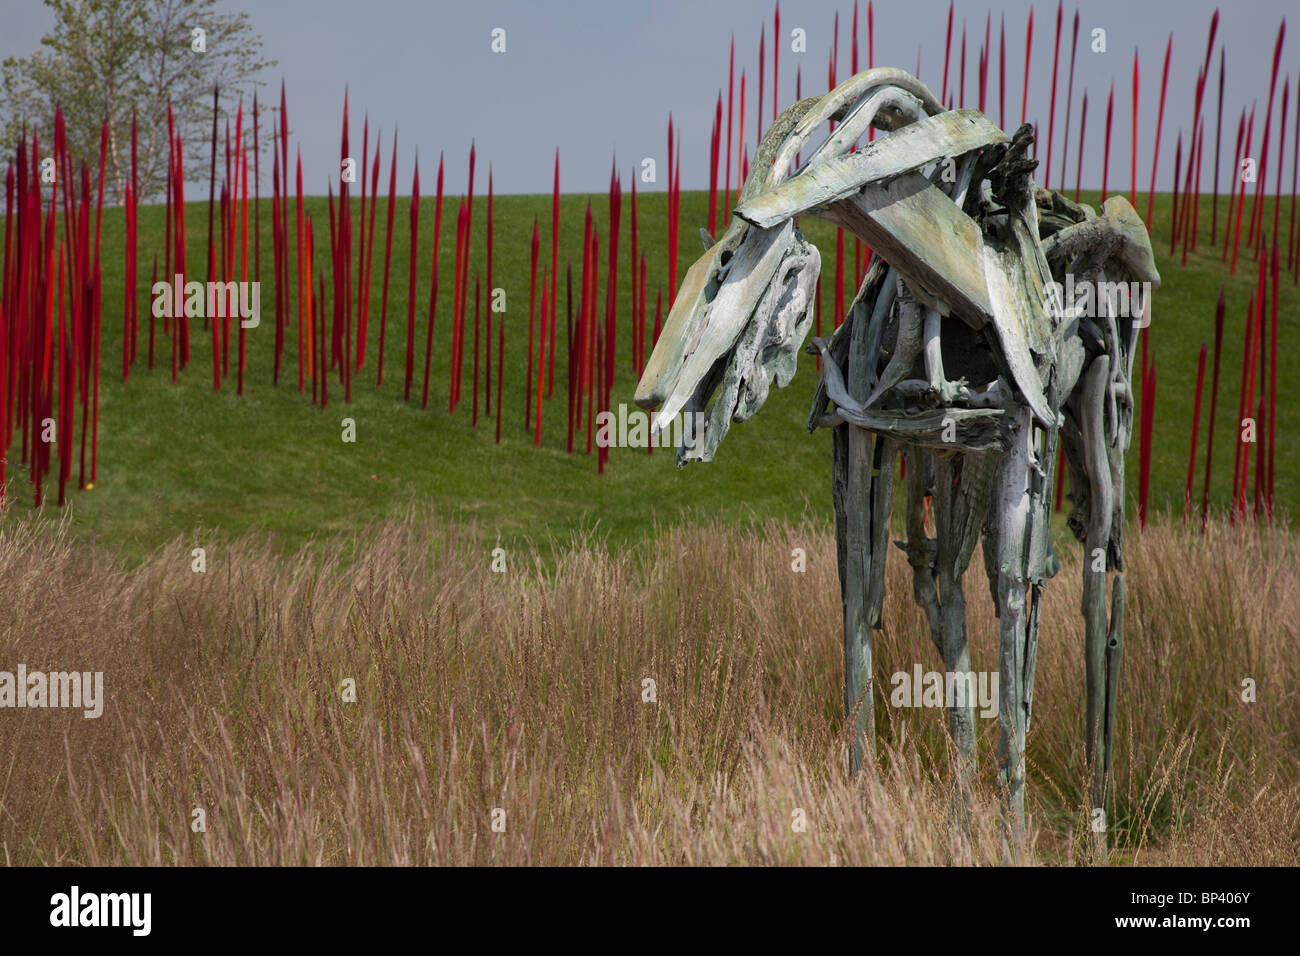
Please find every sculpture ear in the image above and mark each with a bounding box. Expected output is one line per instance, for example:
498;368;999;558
699;227;714;252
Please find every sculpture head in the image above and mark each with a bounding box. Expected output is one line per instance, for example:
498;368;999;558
633;68;947;465
631;214;819;464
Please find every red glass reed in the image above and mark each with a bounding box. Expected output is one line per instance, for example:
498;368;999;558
1101;82;1114;198
1201;287;1225;529
1146;34;1172;225
404;157;419;401
1185;343;1207;520
422;154;444;411
526;217;539;428
376;130;396;386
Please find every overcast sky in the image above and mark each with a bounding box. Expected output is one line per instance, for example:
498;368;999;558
2;0;1293;198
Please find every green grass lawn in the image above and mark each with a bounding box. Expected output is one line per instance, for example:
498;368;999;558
3;187;1296;561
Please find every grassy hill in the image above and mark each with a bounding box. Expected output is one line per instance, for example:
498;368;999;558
2;188;1295;560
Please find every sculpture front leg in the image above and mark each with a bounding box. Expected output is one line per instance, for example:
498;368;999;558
992;406;1037;851
937;452;997;806
840;421;875;773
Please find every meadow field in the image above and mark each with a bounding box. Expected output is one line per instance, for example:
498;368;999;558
1;508;1296;865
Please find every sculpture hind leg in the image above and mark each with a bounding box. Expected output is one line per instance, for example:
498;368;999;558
902;447;993;808
1067;352;1127;855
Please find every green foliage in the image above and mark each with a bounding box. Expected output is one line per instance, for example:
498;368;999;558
0;0;274;203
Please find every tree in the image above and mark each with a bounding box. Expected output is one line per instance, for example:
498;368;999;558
0;0;276;204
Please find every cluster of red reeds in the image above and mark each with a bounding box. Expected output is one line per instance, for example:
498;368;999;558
519;153;558;442
1;114;107;507
1228;241;1282;521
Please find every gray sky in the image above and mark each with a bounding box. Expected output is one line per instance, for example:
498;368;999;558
2;0;1293;197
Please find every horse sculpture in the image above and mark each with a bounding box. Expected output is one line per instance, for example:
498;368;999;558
634;67;1159;847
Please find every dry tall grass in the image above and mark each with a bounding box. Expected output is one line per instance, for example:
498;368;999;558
1;508;1296;865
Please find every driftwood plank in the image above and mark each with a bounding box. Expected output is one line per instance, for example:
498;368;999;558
796;172;993;330
835;405;1007;451
981;227;1056;427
